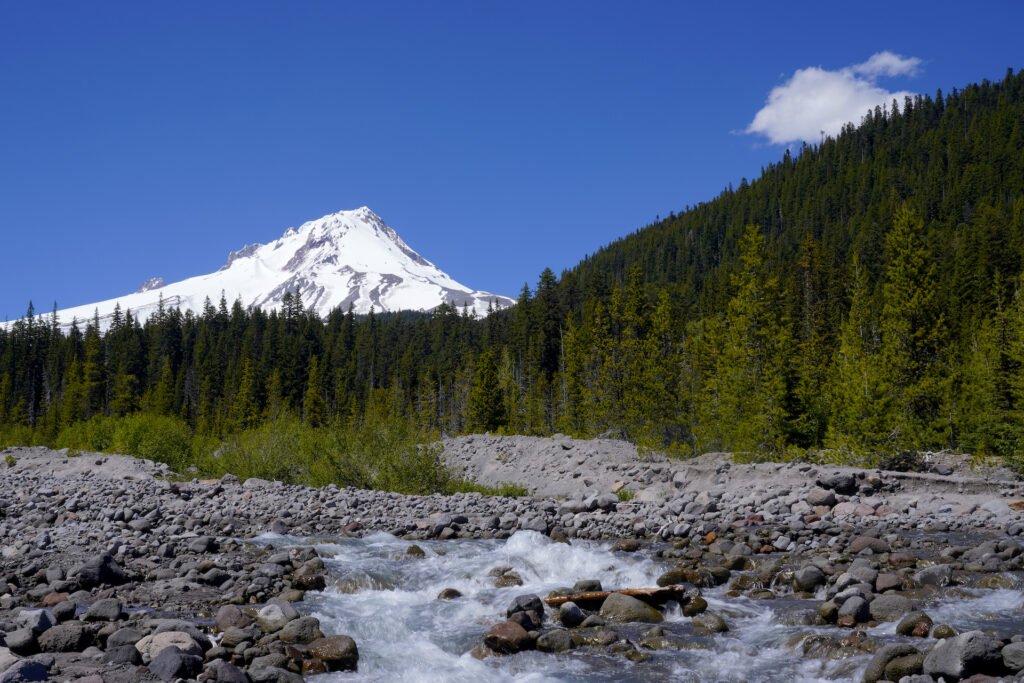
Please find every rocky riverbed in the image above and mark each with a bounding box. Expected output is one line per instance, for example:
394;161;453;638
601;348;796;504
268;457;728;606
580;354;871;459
1;441;1024;682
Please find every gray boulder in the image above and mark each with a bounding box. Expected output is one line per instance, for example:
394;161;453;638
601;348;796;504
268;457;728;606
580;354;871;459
793;565;825;592
71;553;127;589
0;659;49;683
805;487;836;507
278;616;323;644
83;598;124;622
37;623;91;652
868;594;914;622
598;593;664;623
148;645;203;682
837;596;870;622
923;630;1003;679
862;643;920;683
1003;641;1024;672
506;594;544;619
308;635;358;672
536;629;575;653
3;630;36;657
914;564;952;587
559;601;585;628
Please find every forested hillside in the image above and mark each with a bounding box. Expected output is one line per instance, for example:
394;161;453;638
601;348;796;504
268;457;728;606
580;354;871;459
3;68;1024;478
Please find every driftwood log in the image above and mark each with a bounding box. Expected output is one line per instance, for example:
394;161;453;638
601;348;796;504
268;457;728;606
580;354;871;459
543;585;694;609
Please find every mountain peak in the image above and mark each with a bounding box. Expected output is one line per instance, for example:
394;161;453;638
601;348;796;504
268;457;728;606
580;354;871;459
34;207;515;331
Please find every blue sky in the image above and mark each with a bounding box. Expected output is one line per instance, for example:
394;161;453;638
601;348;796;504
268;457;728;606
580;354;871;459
2;0;1022;321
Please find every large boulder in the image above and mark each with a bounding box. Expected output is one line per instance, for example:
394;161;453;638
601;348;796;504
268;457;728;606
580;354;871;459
256;603;297;634
914;564;952;587
0;659;49;683
793;565;825;592
558;601;585;628
817;472;856;494
868;594;914;622
135;631;203;659
506;594;544;619
148;645;203;682
923;630;1003;679
599;593;664;624
536;630;575;653
71;553;127;589
863;643;920;683
484;621;533;654
848;536;890;554
83;598;124;622
308;635;359;672
37;623;92;652
278;616;324;644
1003;641;1024;672
805;487;836;507
215;605;254;632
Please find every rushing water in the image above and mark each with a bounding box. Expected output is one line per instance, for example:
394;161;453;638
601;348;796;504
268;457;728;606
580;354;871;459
251;531;1024;683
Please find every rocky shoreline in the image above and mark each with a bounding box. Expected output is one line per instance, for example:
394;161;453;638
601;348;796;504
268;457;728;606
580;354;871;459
2;442;1024;681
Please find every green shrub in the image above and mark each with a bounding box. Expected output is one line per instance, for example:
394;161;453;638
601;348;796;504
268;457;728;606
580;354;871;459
111;413;194;472
55;415;117;453
4;454;15;467
616;487;636;502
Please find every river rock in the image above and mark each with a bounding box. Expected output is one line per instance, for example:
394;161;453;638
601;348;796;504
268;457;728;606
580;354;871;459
863;643;920;683
914;563;952;587
818;472;856;494
559;601;585;628
136;631;203;659
868;594;913;621
215;604;254;632
83;598;124;622
278;616;324;644
805;487;836;507
896;611;933;636
15;610;54;635
248;666;305;683
923;630;1003;679
4;629;36;657
793;565;825;592
103;644;142;665
536;630;575;653
308;635;359;672
37;623;91;652
1003;641;1024;672
506;594;544;619
838;596;870;622
70;553;127;589
148;645;203;681
848;535;890;554
0;659;49;683
692;612;728;632
885;653;925;680
484;620;533;654
257;603;297;634
0;650;18;674
599;593;664;623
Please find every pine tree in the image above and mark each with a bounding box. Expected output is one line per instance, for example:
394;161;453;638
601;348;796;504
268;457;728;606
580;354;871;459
466;349;505;432
880;207;950;448
716;225;789;455
303;355;326;427
827;254;890;451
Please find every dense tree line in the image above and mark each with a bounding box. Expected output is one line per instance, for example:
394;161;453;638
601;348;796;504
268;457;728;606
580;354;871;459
3;68;1024;470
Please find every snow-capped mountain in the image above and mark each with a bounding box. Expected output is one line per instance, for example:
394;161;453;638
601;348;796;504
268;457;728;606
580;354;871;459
40;207;515;330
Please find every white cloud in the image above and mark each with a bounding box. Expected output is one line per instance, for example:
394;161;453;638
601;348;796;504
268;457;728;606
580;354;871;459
852;51;921;78
745;51;921;145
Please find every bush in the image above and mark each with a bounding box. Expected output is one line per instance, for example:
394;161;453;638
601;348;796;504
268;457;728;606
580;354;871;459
55;415;117;453
111;413;194;472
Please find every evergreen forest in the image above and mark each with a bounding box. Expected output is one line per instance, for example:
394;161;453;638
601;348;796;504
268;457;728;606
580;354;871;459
3;68;1024;485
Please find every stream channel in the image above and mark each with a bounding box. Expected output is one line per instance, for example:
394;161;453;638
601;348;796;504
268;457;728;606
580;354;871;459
252;530;1024;682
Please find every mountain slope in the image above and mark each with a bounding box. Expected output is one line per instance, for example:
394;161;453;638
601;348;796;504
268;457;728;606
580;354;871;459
49;207;513;329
